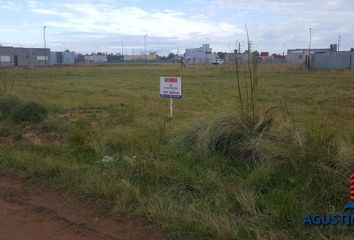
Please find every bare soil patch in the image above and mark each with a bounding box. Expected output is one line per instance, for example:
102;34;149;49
0;174;164;240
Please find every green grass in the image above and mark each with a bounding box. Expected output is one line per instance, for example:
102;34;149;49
0;64;354;239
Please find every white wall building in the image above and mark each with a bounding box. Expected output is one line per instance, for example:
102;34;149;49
84;54;107;63
185;44;216;63
287;48;332;64
0;46;50;67
50;51;76;65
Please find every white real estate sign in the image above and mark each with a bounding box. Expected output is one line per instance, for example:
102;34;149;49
160;76;182;99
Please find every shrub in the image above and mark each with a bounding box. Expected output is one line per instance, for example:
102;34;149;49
0;94;21;118
10;101;48;123
186;114;271;164
267;124;350;202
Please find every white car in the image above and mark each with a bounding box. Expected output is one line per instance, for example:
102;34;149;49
212;59;225;65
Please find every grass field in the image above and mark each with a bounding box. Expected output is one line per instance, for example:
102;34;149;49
1;63;354;239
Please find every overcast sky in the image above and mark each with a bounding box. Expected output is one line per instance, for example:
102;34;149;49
0;0;353;55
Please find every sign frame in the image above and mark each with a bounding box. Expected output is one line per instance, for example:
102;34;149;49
160;76;183;99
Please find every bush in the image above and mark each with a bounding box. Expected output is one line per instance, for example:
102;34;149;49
10;101;48;123
0;94;21;118
186;114;271;164
266;124;350;203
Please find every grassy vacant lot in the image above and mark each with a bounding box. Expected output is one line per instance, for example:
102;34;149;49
0;63;354;239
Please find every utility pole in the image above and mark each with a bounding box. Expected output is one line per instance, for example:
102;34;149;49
338;35;341;51
43;26;47;66
238;42;241;64
205;38;208;64
308;27;312;69
144;34;147;63
121;40;124;56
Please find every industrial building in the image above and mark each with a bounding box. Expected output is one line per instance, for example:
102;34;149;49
185;44;216;63
84;54;108;63
312;51;354;70
224;52;249;64
0;46;50;67
286;44;354;70
107;54;124;63
287;46;335;65
50;51;76;65
224;52;286;64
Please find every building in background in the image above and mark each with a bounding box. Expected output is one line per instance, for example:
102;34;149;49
124;52;158;61
225;52;246;64
271;54;286;63
0;46;13;67
50;50;76;65
258;52;271;63
312;51;354;70
185;44;216;63
287;47;333;64
84;54;108;63
0;46;50;67
107;54;124;63
76;54;85;63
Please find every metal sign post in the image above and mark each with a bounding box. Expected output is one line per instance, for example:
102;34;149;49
160;76;182;119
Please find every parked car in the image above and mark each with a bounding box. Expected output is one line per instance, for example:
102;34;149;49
212;59;224;65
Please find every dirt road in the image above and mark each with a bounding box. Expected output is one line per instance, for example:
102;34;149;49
0;175;164;240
